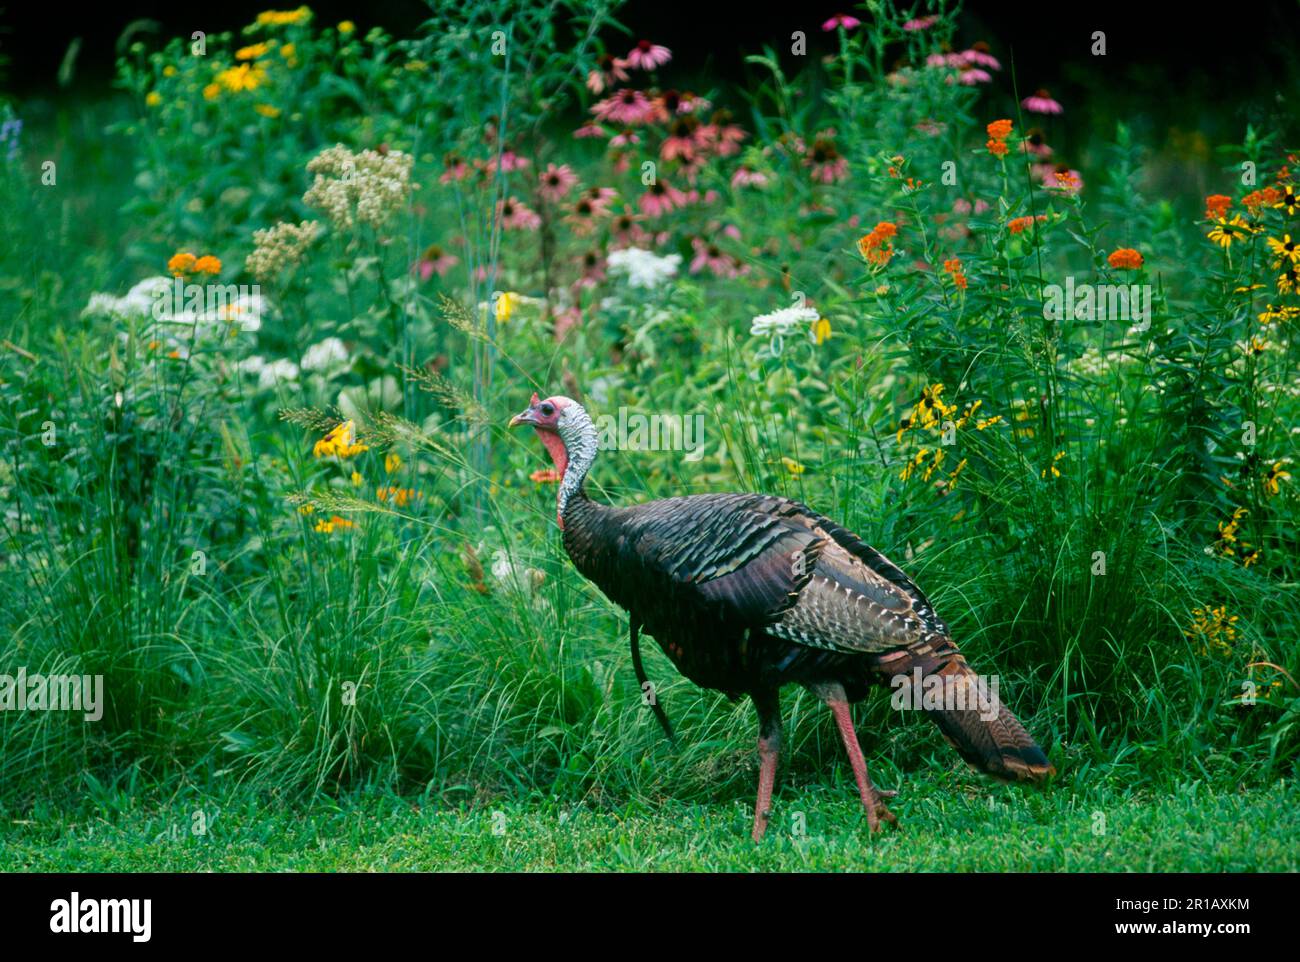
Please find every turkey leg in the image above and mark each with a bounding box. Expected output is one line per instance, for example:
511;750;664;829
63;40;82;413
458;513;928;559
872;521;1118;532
750;689;782;842
817;684;898;832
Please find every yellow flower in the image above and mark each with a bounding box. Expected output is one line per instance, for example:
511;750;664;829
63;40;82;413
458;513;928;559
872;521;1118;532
297;503;315;515
900;448;929;482
254;103;281;118
384;452;402;474
315;514;357;534
1266;234;1300;265
1206;215;1251;249
314;420;370;459
494;291;520;322
1184;605;1238;656
350;471;363;487
163;65;178;77
1040;450;1065;479
1263;460;1292;496
338;21;355;34
194;255;222;275
145;91;162;107
812;317;831;345
280;43;298;65
203;83;221;101
168;252;197;276
377;486;421;507
1258;303;1300;325
216;63;267;93
236;43;270;61
256;7;312;27
781;456;805;476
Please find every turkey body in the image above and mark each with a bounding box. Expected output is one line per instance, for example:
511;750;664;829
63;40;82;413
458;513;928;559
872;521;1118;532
510;393;1053;840
564;491;909;700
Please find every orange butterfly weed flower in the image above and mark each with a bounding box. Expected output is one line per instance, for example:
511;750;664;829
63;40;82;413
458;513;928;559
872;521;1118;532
986;138;1008;157
986;119;1014;140
168;252;197;276
1204;194;1232;219
1107;248;1144;269
1008;215;1047;234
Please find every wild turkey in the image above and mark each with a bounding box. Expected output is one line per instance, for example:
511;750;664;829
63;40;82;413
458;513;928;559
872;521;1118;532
510;393;1054;840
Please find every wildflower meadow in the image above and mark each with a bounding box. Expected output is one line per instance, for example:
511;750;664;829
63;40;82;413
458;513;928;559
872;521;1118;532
0;0;1297;884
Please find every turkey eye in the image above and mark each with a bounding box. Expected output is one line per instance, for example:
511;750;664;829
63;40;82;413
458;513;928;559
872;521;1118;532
540;403;555;416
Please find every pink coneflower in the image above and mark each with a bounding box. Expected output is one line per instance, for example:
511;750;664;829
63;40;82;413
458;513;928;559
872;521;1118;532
661;115;702;162
914;119;948;137
497;150;530;172
609;208;641;247
689;236;738;277
413;244;458;280
1021;128;1053;159
626;39;671;70
566;189;615;236
962;42;1001;70
699;111;746;157
573;122;608;139
676;155;708;186
585;53;630;94
538;163;578;203
955;66;992;85
639;180;686;218
583;186;617;213
903;14;939;31
731;165;769;188
805;135;849;184
1022;89;1063;115
609;129;642;148
675;92;710;115
822;14;861;31
498;196;542;230
553;306;582;341
439;154;471;184
593;89;656;126
577;250;607;287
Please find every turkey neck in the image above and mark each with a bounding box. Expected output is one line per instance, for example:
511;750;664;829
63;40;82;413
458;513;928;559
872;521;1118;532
552;408;619;577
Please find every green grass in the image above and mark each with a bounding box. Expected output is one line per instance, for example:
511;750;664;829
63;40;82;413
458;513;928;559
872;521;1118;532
6;780;1297;872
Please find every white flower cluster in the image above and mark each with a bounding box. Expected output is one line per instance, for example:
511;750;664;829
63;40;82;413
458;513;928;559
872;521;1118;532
607;247;681;289
300;336;350;372
84;277;267;333
749;305;819;338
83;277;172;320
1065;345;1128;379
245;220;322;284
240;356;300;390
303;144;413;230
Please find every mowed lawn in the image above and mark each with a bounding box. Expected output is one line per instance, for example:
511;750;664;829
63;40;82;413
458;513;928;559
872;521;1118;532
6;780;1296;872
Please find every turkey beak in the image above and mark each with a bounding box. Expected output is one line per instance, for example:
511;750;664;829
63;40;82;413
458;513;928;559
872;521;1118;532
508;407;538;428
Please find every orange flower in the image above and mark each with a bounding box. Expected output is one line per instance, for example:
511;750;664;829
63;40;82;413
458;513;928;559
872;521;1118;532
194;255;222;275
1054;170;1081;190
1107;248;1144;269
857;221;898;263
168;252;197;275
986;138;1008;157
1008;215;1047;234
942;258;962;274
1243;186;1282;214
1205;194;1232;219
529;468;561;483
986;119;1014;140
